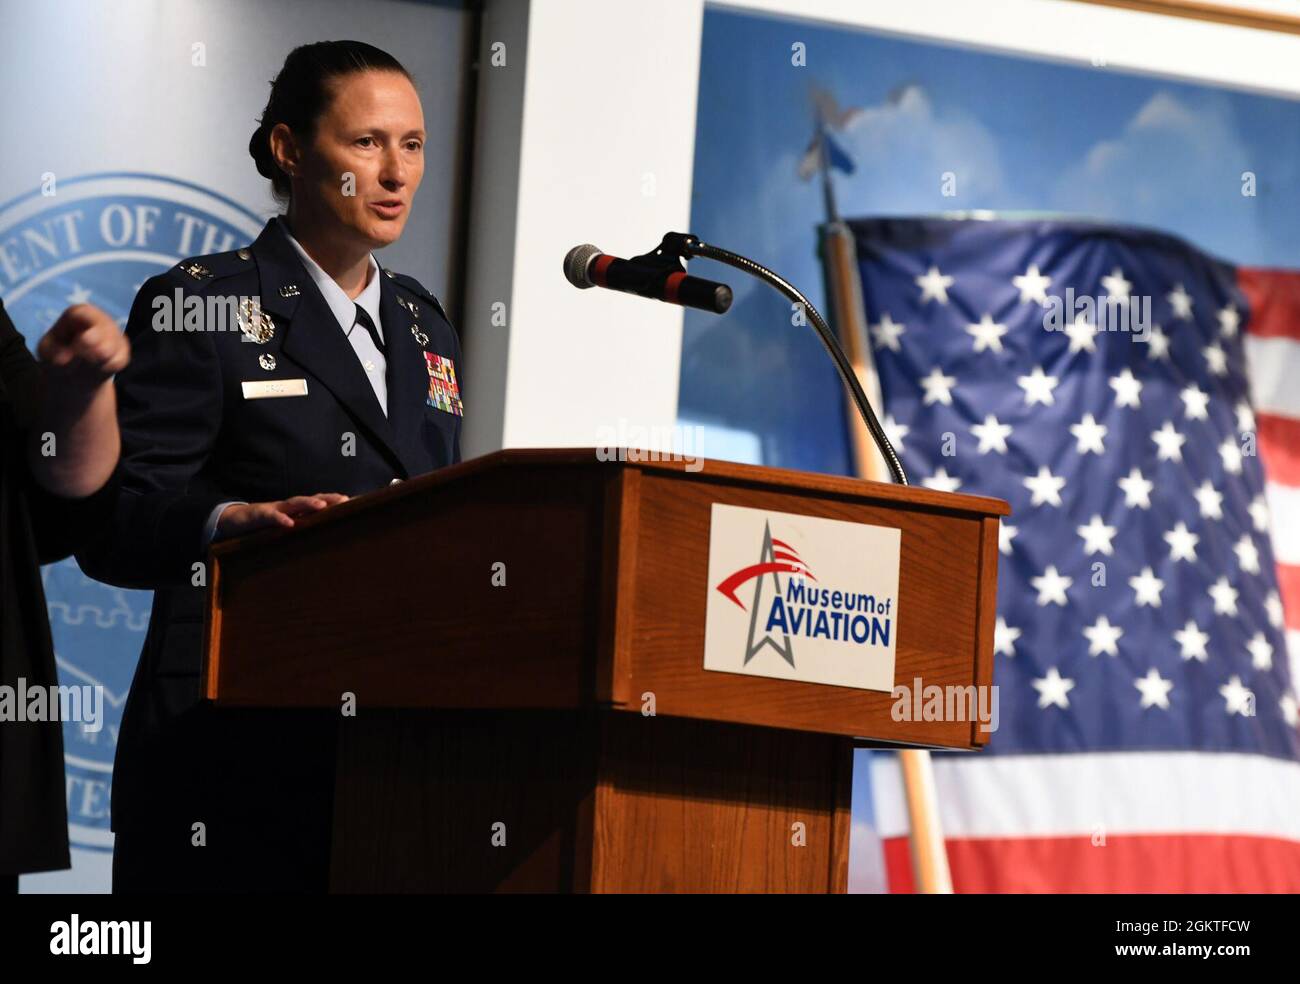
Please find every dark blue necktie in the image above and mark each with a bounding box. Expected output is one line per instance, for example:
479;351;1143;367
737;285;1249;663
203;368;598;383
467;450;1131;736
353;304;385;354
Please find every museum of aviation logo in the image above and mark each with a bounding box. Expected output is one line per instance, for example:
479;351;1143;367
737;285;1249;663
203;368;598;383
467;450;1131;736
714;520;895;667
0;173;265;851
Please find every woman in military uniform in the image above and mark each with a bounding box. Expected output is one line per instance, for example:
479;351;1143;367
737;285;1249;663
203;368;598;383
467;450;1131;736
78;40;464;892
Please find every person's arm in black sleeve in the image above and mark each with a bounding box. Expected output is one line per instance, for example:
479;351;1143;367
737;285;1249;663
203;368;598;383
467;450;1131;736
25;469;122;566
0;301;122;564
75;274;228;589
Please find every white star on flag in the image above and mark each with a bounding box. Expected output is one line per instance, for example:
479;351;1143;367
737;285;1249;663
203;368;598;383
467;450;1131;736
1031;565;1073;606
971;414;1013;454
1180;384;1210;420
1208;577;1239;616
1246;632;1274;671
1266;591;1284;629
1134;669;1174;710
1283;695;1300;728
1145;324;1171;360
994;616;1021;657
1064;315;1098;354
1101;267;1131;301
1173;620;1209;662
1219;676;1254;717
1032;667;1075;709
1167;283;1194;319
1248;495;1270;532
998;523;1018;556
967;314;1008;353
871;313;906;351
915;266;954;304
1195;481;1224;521
1118;467;1154;508
1024;466;1067;507
923;467;962;493
1235;401;1255;434
1217;303;1240;337
1129;566;1165;608
1017;366;1059;406
1013;264;1052;305
1077;515;1117;555
1164;521;1199;563
1084;614;1124;656
882;414;909;454
920;366;957;405
1109;368;1143;408
1203;342;1228;376
1151;421;1186;462
1219;438;1243;475
1070;413;1107;454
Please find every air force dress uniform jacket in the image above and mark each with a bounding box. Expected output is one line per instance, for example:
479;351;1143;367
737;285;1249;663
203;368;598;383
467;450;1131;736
77;218;463;865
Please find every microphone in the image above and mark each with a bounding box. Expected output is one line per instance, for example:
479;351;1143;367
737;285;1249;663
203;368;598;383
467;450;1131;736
564;243;733;314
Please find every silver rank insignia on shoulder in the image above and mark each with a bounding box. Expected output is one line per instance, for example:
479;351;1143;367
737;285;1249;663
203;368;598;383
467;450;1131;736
259;353;276;371
411;324;429;346
398;297;419;318
279;284;300;298
180;261;211;280
237;297;276;344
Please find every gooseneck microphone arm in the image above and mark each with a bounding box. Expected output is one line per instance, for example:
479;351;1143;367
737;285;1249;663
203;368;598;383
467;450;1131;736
657;231;910;487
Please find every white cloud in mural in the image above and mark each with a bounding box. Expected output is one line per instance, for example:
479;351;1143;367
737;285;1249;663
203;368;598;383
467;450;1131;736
1051;90;1254;237
826;84;1017;209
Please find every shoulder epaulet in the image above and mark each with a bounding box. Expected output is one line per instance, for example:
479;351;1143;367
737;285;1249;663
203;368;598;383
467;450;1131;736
169;246;255;291
385;269;451;324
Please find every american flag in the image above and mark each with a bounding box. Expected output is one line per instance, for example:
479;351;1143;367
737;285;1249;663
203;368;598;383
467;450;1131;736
850;217;1300;892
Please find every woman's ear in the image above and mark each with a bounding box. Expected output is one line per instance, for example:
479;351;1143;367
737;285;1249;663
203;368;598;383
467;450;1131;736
268;122;300;178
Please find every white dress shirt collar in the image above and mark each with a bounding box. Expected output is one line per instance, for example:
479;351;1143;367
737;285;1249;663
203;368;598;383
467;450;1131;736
276;216;383;340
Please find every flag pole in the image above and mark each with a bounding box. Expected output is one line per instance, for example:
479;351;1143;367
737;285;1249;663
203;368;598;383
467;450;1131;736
813;112;953;895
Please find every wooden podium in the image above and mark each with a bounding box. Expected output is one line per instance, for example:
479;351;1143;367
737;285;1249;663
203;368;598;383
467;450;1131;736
202;449;1009;892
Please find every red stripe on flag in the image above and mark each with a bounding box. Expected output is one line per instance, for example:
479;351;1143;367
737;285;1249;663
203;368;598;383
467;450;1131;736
1240;267;1300;341
1277;563;1300;632
882;834;1300;893
1257;412;1300;487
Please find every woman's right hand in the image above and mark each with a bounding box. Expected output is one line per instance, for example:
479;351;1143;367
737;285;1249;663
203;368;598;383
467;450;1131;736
215;493;350;539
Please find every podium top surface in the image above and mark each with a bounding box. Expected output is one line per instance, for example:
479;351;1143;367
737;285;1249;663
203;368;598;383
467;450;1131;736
212;447;1008;558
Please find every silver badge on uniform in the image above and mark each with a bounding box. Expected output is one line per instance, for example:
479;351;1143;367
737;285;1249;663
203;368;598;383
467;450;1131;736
237;297;276;344
259;353;276;371
411;324;428;347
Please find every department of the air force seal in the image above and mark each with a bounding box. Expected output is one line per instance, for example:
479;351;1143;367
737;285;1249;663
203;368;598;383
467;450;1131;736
0;172;265;856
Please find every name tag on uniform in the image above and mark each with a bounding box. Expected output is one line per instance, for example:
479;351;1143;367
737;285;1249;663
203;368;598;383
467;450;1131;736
241;379;309;400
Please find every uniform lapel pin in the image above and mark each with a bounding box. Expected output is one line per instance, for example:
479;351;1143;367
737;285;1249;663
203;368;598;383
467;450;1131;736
237;297;276;344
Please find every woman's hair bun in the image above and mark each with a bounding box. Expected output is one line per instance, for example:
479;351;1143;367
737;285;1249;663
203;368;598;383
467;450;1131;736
247;124;277;181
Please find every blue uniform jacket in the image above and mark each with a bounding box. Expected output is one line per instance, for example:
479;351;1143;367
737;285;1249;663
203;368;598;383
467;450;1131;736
78;217;464;836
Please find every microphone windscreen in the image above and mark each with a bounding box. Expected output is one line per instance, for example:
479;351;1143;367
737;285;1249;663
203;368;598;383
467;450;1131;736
563;244;603;289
